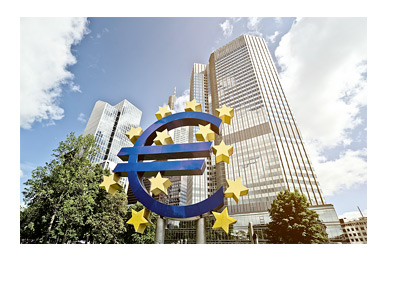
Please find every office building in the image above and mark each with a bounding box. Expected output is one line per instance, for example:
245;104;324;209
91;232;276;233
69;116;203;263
339;217;367;244
83;99;142;194
186;34;343;241
187;64;217;205
166;93;188;206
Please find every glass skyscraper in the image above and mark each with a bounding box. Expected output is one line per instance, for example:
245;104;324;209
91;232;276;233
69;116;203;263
187;64;217;205
83;99;142;192
187;34;343;241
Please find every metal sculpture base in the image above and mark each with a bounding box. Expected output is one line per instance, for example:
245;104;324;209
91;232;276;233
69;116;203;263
196;217;206;244
155;217;166;244
155;216;207;244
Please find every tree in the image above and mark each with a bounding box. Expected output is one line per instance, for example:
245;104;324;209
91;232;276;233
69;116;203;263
121;202;158;244
264;190;329;244
20;132;128;244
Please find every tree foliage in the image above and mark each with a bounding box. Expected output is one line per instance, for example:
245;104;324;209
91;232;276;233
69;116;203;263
20;132;153;244
264;190;329;244
122;202;158;244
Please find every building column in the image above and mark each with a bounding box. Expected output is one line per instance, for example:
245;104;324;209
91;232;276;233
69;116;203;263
155;217;165;244
196;217;206;244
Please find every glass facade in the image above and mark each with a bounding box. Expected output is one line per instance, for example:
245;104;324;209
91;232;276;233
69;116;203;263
165;95;188;207
187;63;217;205
183;34;343;241
209;35;326;213
83;99;142;191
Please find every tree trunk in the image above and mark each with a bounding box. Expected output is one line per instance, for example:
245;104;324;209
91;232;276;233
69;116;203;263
43;194;65;243
43;208;57;243
62;226;69;244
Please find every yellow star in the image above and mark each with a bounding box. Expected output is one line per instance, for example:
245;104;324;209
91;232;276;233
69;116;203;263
212;140;233;163
155;105;172;120
184;99;202;112
125;126;143;144
216;105;234;124
212;207;237;234
154;129;174;145
126;208;152;234
195;124;215;142
224;177;249;204
149;172;172;196
99;173;123;195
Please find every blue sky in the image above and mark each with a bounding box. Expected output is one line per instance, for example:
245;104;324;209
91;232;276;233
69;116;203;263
20;17;367;219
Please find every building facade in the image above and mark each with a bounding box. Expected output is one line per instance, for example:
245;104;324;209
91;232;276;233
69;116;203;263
186;34;343;241
166;93;188;206
339;217;367;244
187;64;218;205
83;99;142;193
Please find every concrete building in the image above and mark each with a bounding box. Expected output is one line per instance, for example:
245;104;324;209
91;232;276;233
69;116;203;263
186;34;344;242
340;217;367;244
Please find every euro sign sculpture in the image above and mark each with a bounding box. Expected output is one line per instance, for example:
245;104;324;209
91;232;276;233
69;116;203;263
113;111;225;219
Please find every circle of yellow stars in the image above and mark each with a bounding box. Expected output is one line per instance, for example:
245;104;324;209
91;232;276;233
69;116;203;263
101;101;247;234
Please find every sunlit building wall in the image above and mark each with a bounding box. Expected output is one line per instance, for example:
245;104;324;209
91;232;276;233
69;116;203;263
187;64;217;205
83;99;142;192
188;34;343;241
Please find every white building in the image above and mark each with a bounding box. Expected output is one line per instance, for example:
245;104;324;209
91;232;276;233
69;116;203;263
83;99;142;191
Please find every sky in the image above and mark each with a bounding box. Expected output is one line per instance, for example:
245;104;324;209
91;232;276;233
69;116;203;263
20;17;367;220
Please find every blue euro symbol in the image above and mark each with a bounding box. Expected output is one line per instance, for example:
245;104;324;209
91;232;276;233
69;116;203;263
113;111;224;219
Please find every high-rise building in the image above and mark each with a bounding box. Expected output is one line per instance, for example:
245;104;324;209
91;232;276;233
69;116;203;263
187;34;343;241
83;99;142;194
187;64;217;205
166;92;188;206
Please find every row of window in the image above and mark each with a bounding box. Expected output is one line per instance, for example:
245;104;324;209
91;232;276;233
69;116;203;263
343;227;366;232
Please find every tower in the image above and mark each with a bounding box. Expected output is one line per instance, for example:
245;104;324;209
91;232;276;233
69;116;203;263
187;34;343;241
166;90;188;206
83;99;142;193
187;64;217;205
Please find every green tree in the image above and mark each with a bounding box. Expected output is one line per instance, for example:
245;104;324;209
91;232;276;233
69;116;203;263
122;202;158;244
20;132;127;244
264;190;329;244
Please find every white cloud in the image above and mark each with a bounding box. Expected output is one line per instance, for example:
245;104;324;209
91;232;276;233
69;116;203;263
275;18;367;196
276;18;367;148
267;31;280;43
77;112;87;123
174;89;190;113
20;162;36;179
246;17;263;37
315;148;367;196
247;17;261;30
220;20;233;38
230;17;242;24
339;209;367;221
274;17;282;24
20;202;27;210
20;17;89;129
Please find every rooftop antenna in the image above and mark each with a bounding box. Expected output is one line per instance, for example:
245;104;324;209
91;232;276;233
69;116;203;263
357;206;364;218
174;86;176;96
